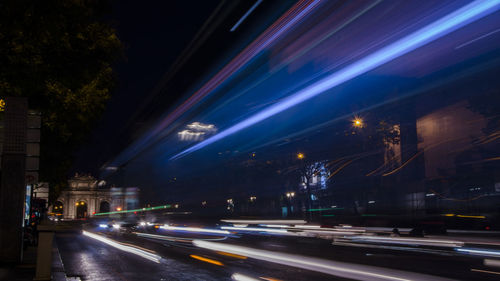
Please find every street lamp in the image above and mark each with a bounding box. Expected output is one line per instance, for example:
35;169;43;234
353;117;363;128
297;153;305;159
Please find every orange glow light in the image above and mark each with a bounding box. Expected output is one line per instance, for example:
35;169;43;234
216;251;247;259
353;117;363;127
189;255;223;266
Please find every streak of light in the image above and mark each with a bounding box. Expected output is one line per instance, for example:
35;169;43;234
117;241;159;254
221;219;306;224
363;227;411;233
189;255;224;266
294;225;321;228
212;0;383;122
456;248;500;257
382;150;424;176
432;188;488;202
260;277;283;281
172;0;500;159
98;224;108;228
456;215;485;219
221;226;291;235
302;230;363;237
160;225;230;235
366;150;403;176
109;0;320;168
217;251;247;259
475;131;500;145
470;268;500;275
134;232;227;242
233;224;249;227
250;56;500;153
135;232;191;243
230;0;263;32
327;159;354;179
382;138;451;176
193;240;453;281
259;224;290;228
82;231;161;263
94;204;170;216
485;259;500;268
455;28;500;49
231;273;260;281
347;236;464;248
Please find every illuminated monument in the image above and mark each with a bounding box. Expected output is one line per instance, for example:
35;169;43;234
52;173;139;219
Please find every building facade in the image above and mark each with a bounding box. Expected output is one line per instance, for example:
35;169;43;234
51;174;139;219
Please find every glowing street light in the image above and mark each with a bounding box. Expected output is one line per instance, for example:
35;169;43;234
286;192;295;198
353;117;363;128
297;153;305;159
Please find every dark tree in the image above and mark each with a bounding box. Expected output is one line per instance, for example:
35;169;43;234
0;0;123;201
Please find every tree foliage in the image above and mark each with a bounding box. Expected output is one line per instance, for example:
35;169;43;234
0;0;123;201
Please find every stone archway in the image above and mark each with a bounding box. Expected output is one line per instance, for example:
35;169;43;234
53;201;64;215
75;200;88;219
99;201;110;213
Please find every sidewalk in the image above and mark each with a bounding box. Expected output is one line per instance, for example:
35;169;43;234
0;245;37;281
0;240;68;281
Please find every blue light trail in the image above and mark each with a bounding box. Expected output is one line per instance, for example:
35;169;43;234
230;0;264;32
171;0;500;160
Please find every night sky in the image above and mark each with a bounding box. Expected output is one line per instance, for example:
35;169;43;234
72;0;220;175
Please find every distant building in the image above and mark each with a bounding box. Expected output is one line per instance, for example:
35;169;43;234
51;173;139;219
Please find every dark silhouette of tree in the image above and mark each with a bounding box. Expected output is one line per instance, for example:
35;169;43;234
0;0;123;201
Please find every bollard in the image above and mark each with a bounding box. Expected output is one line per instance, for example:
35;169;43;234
34;224;55;280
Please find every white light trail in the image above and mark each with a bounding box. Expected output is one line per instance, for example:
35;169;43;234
349;236;464;248
82;231;161;263
485;259;500;268
455;28;500;49
193;240;453;281
231;273;261;281
134;232;227;242
160;225;230;235
456;248;500;257
221;226;290;235
221;219;307;225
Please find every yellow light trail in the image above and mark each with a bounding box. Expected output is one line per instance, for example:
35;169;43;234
189;255;223;266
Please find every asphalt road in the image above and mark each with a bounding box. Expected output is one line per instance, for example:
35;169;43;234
56;225;500;281
56;232;226;281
